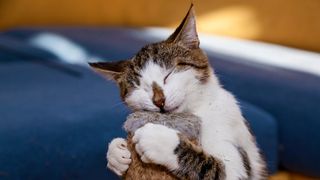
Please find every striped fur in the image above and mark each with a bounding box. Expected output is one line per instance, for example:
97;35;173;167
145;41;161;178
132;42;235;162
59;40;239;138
173;135;226;180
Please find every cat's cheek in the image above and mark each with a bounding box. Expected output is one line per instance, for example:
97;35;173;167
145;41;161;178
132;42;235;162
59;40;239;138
164;87;185;112
125;89;159;111
132;123;180;171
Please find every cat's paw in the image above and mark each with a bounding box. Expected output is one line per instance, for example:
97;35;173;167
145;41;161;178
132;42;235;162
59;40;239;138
107;138;131;176
133;123;179;170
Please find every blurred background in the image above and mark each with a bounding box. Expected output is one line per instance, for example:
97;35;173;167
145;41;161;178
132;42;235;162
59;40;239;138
0;0;320;51
0;0;320;180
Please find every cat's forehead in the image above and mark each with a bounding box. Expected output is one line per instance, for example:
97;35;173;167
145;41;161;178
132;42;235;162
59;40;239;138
132;42;190;69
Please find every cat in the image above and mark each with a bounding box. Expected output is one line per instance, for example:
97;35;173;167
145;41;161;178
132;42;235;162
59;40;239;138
89;4;267;180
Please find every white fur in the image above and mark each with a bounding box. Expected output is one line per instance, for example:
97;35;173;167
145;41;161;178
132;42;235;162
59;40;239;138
106;138;131;176
132;123;180;171
189;75;264;180
109;62;264;179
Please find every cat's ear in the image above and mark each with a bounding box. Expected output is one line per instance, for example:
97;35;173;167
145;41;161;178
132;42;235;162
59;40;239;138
167;4;199;49
88;60;129;81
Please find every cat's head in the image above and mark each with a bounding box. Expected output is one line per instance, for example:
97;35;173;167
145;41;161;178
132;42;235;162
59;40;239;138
90;5;212;113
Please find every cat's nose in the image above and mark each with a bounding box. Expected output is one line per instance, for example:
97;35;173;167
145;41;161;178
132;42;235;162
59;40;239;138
153;95;165;110
152;82;166;112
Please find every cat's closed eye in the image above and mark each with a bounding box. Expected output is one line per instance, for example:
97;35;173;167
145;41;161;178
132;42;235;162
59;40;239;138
164;70;174;84
177;62;208;70
177;62;194;67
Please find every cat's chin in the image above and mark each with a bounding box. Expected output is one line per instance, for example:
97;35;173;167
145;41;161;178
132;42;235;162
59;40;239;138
137;106;180;113
131;102;184;113
164;106;180;113
164;102;185;113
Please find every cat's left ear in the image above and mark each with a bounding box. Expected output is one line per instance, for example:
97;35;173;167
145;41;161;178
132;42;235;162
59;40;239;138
88;60;129;82
167;4;199;49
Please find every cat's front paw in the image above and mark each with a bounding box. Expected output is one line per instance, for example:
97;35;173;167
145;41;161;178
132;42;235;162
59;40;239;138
107;138;131;176
132;123;179;170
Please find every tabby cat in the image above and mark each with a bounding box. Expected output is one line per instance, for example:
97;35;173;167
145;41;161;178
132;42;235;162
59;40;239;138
90;4;267;180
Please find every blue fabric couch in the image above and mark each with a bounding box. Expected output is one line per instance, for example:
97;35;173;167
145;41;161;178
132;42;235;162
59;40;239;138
0;27;317;179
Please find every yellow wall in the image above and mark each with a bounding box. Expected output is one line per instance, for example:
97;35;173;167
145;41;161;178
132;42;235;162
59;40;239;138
0;0;319;52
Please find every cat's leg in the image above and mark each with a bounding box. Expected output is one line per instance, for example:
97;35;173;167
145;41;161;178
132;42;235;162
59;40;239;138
106;138;132;176
133;123;225;179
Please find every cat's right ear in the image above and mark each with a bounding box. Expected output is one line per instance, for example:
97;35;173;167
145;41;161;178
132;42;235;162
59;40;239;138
88;60;128;81
166;4;199;49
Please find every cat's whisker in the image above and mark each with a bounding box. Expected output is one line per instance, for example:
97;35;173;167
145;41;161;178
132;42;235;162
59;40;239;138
110;101;126;108
119;107;130;114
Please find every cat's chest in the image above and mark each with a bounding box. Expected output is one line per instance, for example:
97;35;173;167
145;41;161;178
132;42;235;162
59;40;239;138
193;103;238;149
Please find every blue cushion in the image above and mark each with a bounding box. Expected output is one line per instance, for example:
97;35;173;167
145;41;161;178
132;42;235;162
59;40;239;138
0;29;277;179
240;101;278;173
0;62;123;179
0;59;277;179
